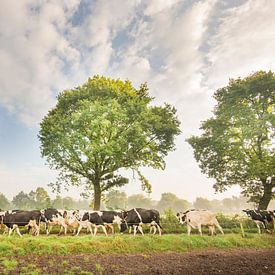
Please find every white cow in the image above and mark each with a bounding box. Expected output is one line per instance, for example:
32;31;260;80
177;209;224;236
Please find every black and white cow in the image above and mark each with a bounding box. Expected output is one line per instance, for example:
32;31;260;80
177;209;224;236
100;211;127;234
74;211;107;236
39;208;67;235
243;209;275;234
120;208;162;236
0;210;43;236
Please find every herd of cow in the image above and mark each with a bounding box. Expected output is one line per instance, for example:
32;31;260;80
0;208;274;237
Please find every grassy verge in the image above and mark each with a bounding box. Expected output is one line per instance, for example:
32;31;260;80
0;234;274;257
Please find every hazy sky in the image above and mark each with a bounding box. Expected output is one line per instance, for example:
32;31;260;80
0;0;275;202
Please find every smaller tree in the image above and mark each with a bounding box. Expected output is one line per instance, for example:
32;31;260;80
193;197;212;210
156;193;191;213
34;187;51;209
105;190;127;210
0;193;10;209
12;191;32;210
127;194;153;209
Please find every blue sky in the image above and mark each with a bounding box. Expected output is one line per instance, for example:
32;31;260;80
0;0;275;201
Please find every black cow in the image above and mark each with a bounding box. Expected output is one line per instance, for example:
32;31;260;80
243;209;275;233
75;211;107;236
120;208;162;236
0;210;43;236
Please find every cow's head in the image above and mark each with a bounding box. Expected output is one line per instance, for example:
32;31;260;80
242;209;252;217
176;212;187;225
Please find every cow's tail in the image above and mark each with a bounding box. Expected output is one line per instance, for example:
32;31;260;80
157;221;163;229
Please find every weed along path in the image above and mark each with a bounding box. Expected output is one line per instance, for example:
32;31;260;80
0;234;274;274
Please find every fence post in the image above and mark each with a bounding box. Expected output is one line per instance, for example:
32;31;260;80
240;222;245;238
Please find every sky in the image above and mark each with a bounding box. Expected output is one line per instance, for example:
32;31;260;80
0;0;275;202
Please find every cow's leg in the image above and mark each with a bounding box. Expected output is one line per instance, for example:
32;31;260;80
117;223;121;232
8;226;14;237
93;226;98;236
156;224;162;236
15;225;22;237
76;224;83;236
197;224;202;236
129;226;132;234
214;221;224;235
255;221;262;234
263;221;271;233
138;224;144;236
58;226;63;235
209;225;215;236
64;224;68;235
46;223;50;235
100;225;108;236
133;225;137;236
187;224;192;236
37;223;40;236
87;224;93;235
47;224;53;235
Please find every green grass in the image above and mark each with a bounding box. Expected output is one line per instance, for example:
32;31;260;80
0;233;274;257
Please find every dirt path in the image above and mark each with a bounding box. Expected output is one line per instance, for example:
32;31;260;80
2;248;275;274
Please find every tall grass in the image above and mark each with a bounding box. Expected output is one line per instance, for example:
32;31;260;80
0;234;274;257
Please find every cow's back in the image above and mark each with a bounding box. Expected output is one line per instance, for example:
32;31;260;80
186;210;217;226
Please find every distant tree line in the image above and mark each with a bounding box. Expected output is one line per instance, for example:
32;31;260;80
1;187;273;213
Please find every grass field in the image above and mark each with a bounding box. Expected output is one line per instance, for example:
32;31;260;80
0;233;274;257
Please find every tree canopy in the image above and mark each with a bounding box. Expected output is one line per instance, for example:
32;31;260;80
188;71;275;209
39;76;181;209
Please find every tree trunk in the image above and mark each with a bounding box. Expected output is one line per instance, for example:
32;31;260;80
93;182;101;210
258;180;273;210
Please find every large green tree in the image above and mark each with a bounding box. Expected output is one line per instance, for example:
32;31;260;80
39;76;180;209
188;71;275;209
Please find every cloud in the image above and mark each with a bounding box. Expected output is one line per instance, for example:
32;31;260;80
206;0;275;89
0;1;82;127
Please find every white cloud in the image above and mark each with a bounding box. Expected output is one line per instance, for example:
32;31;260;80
206;0;275;89
144;0;182;16
0;1;82;127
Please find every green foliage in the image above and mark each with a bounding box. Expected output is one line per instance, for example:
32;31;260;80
157;193;191;213
187;71;275;209
0;193;10;210
127;194;154;209
12;188;51;210
39;76;181;209
160;209;186;234
105;190;127;210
